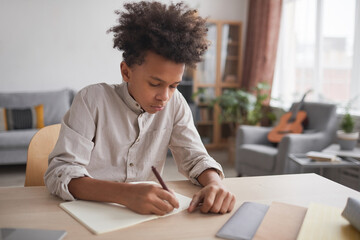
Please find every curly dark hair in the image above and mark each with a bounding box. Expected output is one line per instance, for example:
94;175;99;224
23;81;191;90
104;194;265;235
107;1;209;67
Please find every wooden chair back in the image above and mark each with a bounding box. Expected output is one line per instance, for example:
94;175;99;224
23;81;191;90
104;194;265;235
25;124;61;187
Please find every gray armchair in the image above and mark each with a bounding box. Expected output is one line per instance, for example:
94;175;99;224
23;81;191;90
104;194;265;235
235;102;338;176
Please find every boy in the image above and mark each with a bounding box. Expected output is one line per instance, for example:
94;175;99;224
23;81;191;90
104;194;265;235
45;1;235;216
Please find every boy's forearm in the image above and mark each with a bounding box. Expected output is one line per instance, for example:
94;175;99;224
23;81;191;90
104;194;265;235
197;168;223;187
68;177;129;205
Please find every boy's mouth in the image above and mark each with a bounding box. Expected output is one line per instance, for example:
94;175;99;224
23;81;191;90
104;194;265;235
151;105;164;111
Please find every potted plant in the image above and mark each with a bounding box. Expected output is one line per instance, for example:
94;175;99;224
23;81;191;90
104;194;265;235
211;89;252;134
191;88;206;104
337;98;359;150
246;82;276;126
210;88;252;163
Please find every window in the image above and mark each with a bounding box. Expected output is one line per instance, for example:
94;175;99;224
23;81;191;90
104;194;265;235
272;0;360;113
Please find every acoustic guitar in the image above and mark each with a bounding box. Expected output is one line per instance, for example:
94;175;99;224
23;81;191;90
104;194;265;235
267;90;312;143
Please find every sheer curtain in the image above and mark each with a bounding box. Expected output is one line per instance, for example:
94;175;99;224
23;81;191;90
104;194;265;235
272;0;360;113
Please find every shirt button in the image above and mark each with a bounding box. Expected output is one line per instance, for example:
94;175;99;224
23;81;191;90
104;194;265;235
129;163;134;167
136;138;140;143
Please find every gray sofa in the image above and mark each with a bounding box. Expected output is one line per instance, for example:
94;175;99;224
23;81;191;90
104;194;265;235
0;89;74;165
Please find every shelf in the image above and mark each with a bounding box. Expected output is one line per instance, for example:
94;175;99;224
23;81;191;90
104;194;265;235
191;20;242;150
203;55;216;60
226;56;239;61
196;121;214;126
204;142;228;150
196;83;216;88
179;82;193;86
226;42;239;46
221;82;240;88
197;103;212;107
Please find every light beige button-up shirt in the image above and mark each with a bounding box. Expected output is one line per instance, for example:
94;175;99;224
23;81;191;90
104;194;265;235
44;82;224;200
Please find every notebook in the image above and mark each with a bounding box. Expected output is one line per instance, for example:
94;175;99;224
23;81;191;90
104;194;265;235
60;191;192;234
306;151;339;162
252;202;307;240
216;202;269;240
0;228;66;240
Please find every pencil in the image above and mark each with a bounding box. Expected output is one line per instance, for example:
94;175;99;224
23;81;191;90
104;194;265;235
151;166;170;192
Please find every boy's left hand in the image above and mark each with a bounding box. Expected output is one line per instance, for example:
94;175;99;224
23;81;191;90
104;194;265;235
187;182;235;214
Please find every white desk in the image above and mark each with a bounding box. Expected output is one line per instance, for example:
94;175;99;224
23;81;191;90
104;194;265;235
1;174;360;239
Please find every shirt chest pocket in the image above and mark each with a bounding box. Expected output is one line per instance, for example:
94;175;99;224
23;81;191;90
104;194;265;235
141;128;172;163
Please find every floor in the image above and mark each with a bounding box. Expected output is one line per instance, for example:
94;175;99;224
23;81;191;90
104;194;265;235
0;150;237;187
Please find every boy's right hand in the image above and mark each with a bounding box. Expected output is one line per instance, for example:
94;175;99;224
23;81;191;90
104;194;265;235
123;183;179;215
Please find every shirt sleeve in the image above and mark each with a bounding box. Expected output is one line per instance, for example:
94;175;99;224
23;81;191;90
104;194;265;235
168;91;224;186
44;88;96;200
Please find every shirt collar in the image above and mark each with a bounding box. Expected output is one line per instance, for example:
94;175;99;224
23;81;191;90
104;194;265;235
117;82;144;115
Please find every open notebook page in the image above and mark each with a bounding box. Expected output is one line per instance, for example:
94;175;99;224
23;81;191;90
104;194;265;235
60;184;191;235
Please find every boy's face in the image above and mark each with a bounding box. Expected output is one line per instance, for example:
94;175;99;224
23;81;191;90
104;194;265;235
121;51;185;114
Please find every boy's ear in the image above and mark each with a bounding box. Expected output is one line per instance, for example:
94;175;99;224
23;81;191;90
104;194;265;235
120;61;131;82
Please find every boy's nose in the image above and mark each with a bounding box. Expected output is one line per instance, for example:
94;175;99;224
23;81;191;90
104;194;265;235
157;88;170;101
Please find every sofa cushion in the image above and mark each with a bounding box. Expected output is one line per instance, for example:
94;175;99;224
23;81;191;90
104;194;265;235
239;144;277;171
0;89;73;126
0;148;29;165
0;129;38;148
0;104;44;131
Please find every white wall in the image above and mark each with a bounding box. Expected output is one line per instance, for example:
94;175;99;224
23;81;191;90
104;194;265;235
0;0;248;92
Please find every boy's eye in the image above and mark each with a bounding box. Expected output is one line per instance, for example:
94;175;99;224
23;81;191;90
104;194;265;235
149;83;160;87
170;85;178;89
